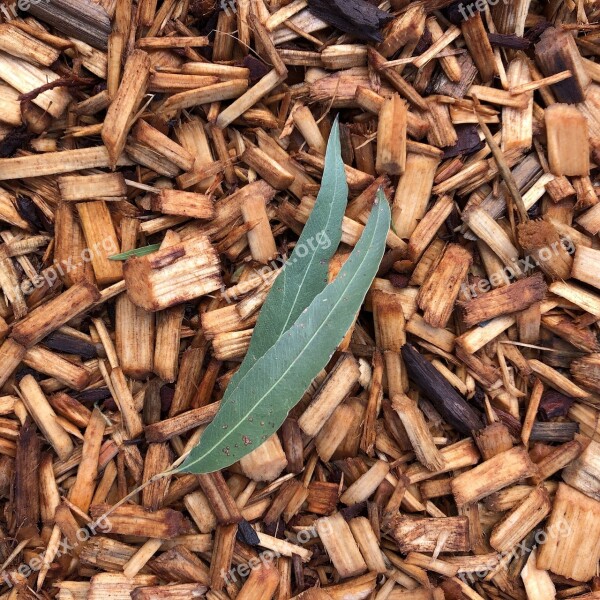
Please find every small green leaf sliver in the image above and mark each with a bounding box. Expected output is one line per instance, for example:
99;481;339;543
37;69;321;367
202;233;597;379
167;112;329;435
109;244;161;261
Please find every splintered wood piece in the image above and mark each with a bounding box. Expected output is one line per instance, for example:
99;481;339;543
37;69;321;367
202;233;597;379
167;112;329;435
23;345;90;390
0;23;60;67
0;83;21;127
348;517;386;573
576;202;600;235
570;355;600;397
293;105;327;153
145;403;220;443
503;56;533;152
418;243;472;329
0;52;71;117
90;504;189;538
545;104;590;177
87;574;158;600
518;221;573;281
242;144;295;190
461;14;495;83
420;19;461;82
154;306;184;383
240;434;288;482
123;234;222;311
387;514;470;553
562;440;600;501
536;483;600;581
161;80;249;114
372;290;406;353
0;338;26;388
549;281;600;318
340;459;389;505
25;0;111;50
69;407;106;512
489;486;551;552
216;69;286;129
378;3;424;58
316;512;367;578
115;218;154;379
133;120;196;172
151;190;215;220
148;73;219;94
533;440;583;483
109;366;144;438
11;282;100;347
530;358;590;399
0;249;24;322
392;394;444;471
149;544;210;583
76;200;123;285
13;417;39;532
369;48;427;111
0;188;29;229
101;50;151;167
187;478;235;531
298;354;360;437
463;208;521;274
241;191;277;264
55;202;95;287
0;146;131;180
535;27;590;104
458;273;547;328
317;404;358;462
236;562;279;600
209;523;237;590
376;94;406;176
521;549;556;600
168;345;206;417
141;443;171;510
473;422;512;461
452;446;537;506
58;173;127;201
545;176;576;204
131;584;208;600
123;538;164;579
19;374;74;461
392;148;442;238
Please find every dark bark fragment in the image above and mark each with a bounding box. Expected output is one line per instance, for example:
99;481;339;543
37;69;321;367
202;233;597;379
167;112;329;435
307;0;393;42
401;344;484;435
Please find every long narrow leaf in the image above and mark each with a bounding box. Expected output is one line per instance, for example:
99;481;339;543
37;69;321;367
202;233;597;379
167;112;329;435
226;117;348;387
180;190;390;474
108;244;161;261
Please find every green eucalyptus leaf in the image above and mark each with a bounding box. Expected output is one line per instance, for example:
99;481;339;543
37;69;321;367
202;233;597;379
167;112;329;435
180;189;390;474
225;117;348;390
108;244;161;261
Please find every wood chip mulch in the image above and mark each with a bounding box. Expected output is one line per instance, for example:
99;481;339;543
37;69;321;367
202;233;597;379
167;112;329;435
0;0;600;599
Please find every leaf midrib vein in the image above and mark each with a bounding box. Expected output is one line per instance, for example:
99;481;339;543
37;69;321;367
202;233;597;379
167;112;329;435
278;153;345;335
